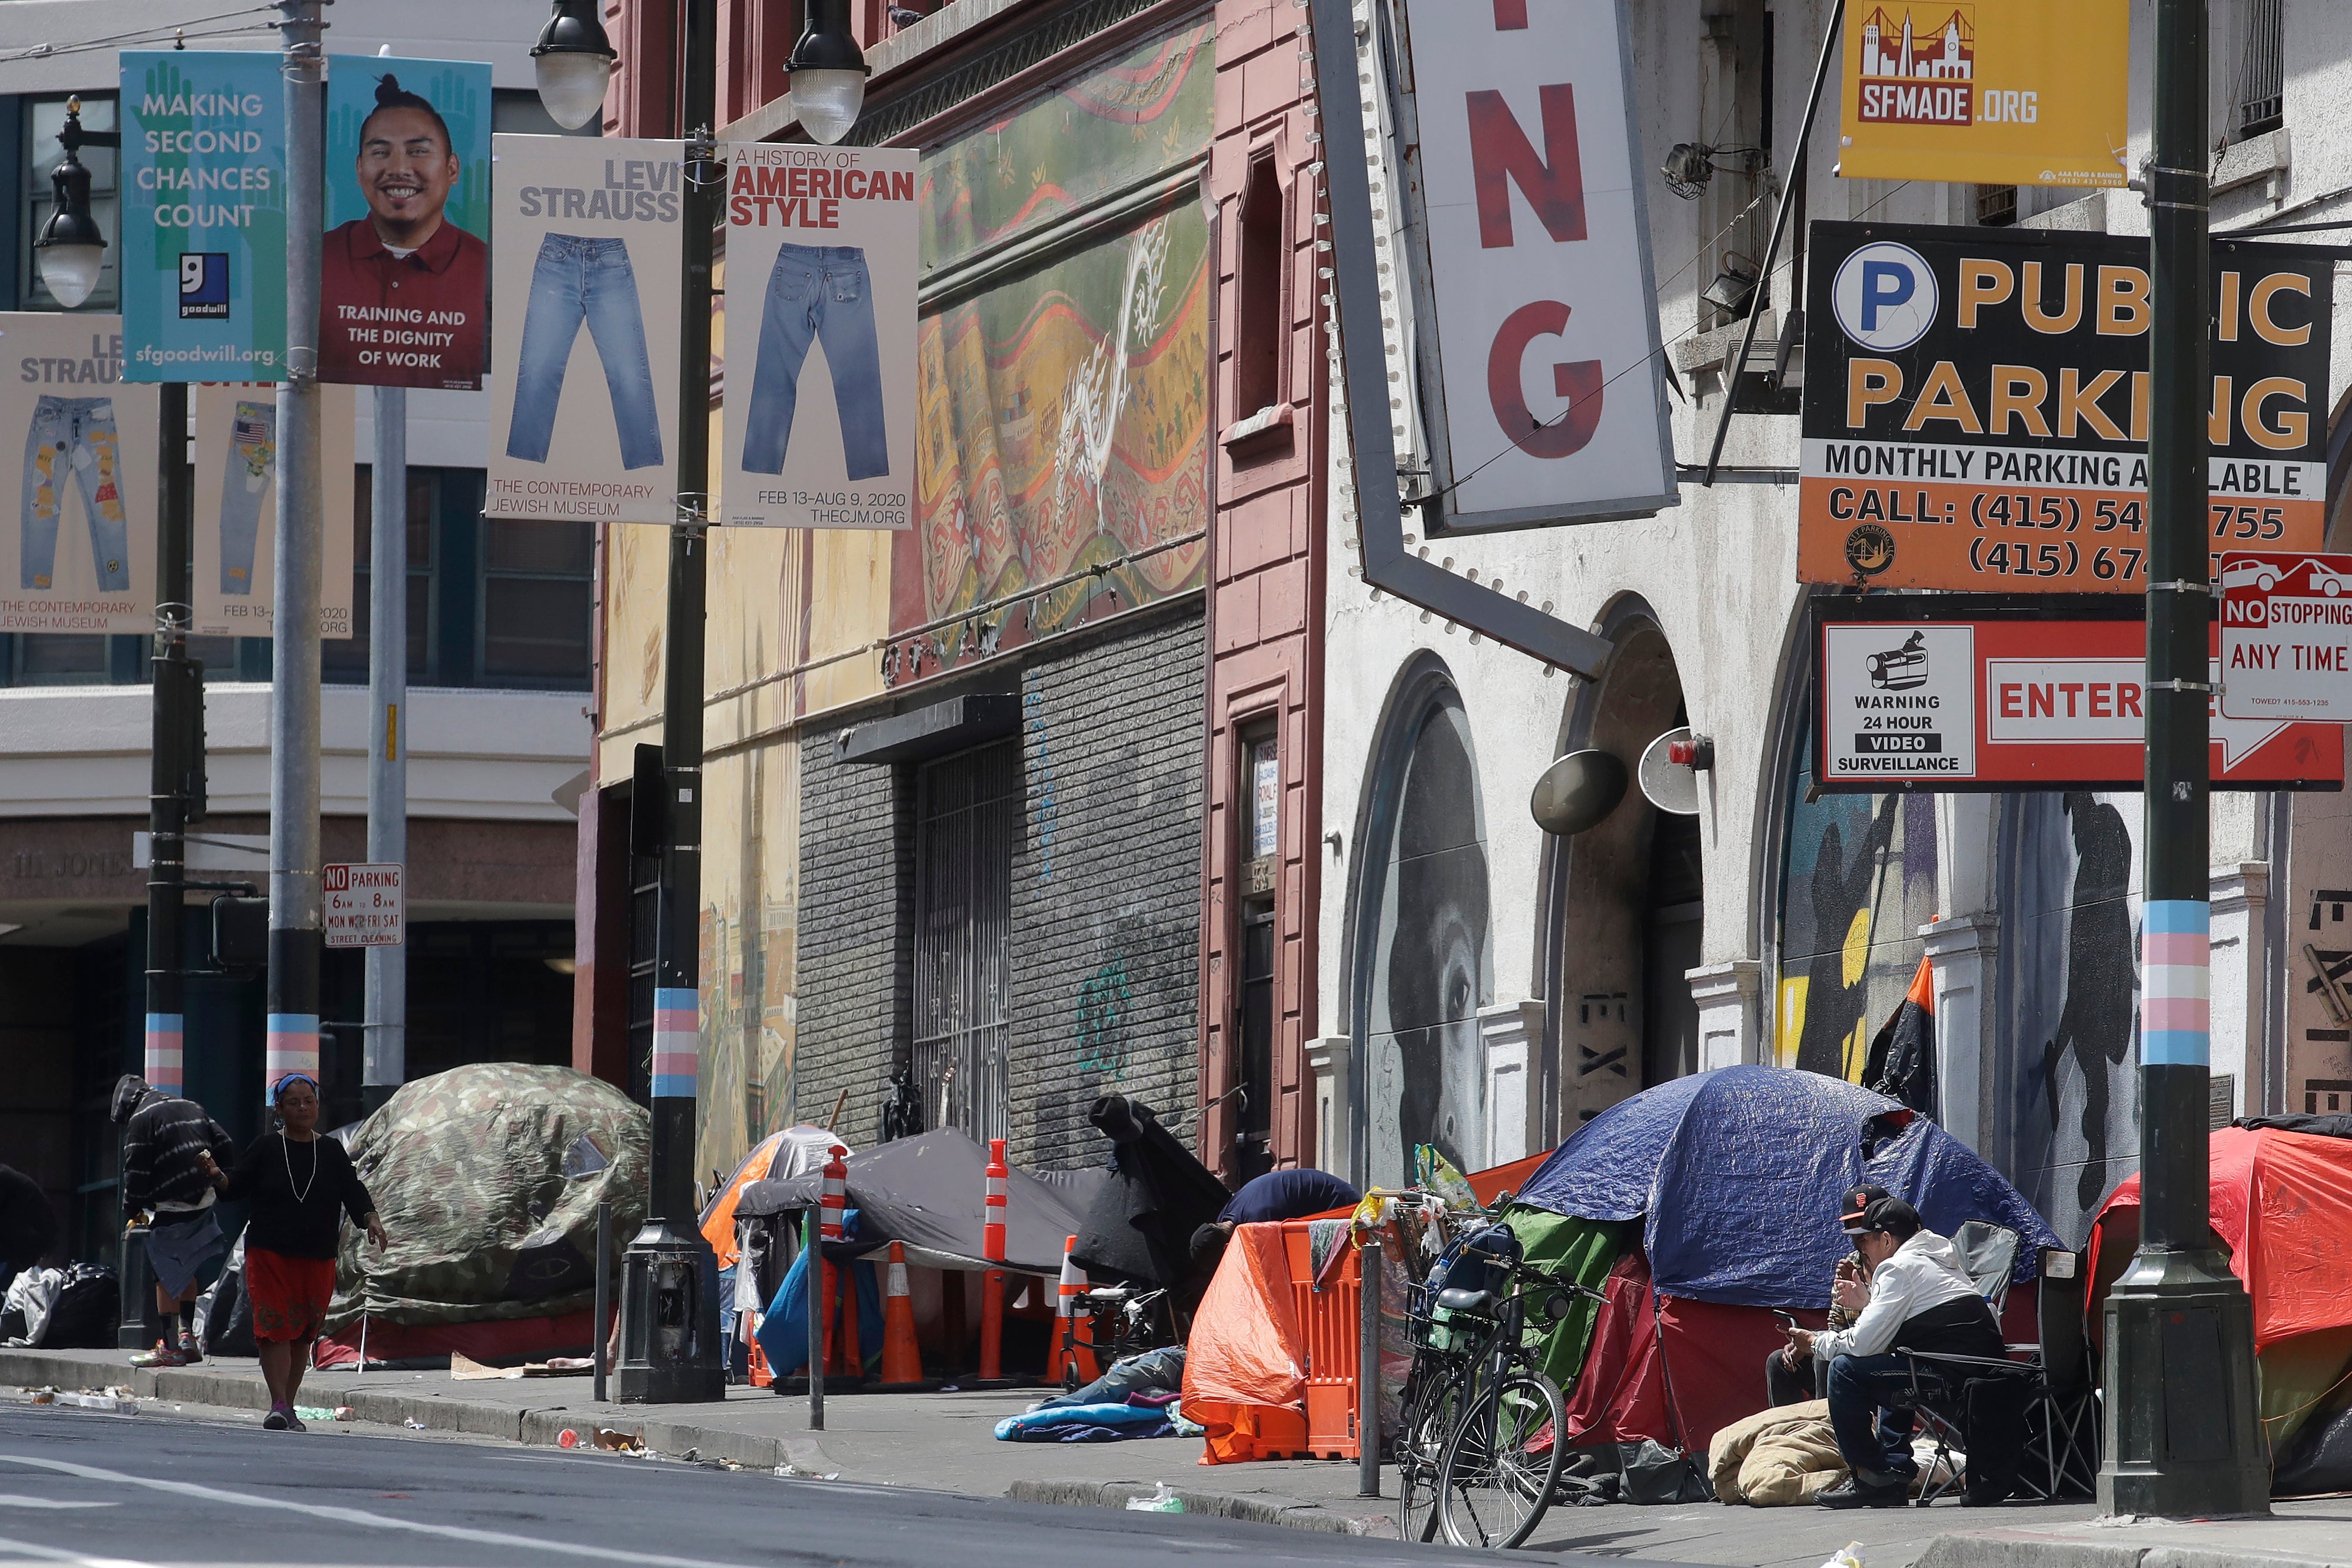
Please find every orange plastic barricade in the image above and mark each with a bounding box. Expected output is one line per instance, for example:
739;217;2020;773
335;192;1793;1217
1281;1220;1363;1461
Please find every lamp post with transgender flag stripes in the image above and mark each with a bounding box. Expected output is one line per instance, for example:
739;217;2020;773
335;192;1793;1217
2097;0;2268;1519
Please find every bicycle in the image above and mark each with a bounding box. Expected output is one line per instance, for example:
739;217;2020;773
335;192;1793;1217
1398;1247;1603;1549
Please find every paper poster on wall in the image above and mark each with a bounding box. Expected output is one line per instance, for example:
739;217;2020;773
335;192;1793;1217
0;314;157;633
119;50;288;382
485;134;682;524
719;144;917;529
321;55;493;390
190;381;356;638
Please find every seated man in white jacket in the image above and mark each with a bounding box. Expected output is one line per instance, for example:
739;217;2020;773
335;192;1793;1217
1780;1195;2004;1509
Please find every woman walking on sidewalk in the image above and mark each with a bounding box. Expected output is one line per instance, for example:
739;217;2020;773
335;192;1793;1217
194;1075;388;1431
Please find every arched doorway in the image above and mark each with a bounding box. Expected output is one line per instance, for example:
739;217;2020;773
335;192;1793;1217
1547;606;1700;1129
1350;657;1492;1190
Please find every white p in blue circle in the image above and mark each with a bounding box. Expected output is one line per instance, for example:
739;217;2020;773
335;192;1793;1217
1833;242;1938;352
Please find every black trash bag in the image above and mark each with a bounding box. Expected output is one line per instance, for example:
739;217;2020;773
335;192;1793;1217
1071;1096;1230;1288
2274;1401;2352;1496
1961;1375;2029;1505
1616;1439;1714;1504
200;1264;256;1359
36;1263;118;1348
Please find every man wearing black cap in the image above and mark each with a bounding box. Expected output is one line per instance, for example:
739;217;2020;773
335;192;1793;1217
1766;1182;1888;1406
1783;1194;2004;1509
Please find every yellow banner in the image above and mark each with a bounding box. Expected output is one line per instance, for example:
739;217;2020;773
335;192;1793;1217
1838;0;2128;188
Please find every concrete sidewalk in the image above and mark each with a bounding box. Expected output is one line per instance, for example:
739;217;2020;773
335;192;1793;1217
6;1346;2346;1568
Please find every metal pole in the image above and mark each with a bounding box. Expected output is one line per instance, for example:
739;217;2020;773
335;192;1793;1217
2099;0;2268;1518
593;1199;612;1403
144;381;193;1101
266;0;327;1107
614;0;723;1404
805;1205;824;1430
362;386;407;1115
1357;1235;1380;1497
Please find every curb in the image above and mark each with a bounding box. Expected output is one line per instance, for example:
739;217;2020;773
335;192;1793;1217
1005;1477;1393;1536
1916;1532;2352;1568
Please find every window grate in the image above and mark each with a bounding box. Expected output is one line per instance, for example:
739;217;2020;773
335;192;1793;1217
911;740;1018;1147
2238;0;2284;135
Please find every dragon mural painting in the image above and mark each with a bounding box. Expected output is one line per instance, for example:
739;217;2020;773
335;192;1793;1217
889;21;1213;676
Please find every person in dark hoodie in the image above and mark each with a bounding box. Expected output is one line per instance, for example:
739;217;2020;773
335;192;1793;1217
113;1074;236;1366
194;1074;387;1431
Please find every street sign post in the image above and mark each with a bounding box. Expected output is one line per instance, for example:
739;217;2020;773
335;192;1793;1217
321;861;403;948
1814;602;2344;792
2220;552;2352;722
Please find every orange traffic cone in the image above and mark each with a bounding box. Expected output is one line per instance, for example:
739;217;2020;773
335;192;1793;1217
878;1241;929;1389
1056;1234;1100;1388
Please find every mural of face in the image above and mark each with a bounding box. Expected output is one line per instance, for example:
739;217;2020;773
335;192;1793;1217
1373;700;1486;1175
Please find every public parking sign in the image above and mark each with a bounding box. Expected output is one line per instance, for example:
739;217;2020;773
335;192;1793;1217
322;862;403;948
1816;603;2344;791
2221;552;2352;722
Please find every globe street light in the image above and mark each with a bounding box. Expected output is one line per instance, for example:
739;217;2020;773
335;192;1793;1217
788;0;871;146
531;0;619;131
35;97;107;310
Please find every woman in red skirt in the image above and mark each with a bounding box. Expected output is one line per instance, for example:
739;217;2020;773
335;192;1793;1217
195;1074;387;1430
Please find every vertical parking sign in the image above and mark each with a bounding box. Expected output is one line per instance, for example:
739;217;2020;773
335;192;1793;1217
119;51;288;381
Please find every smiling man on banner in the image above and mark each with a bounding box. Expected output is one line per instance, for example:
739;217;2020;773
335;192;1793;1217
320;74;489;390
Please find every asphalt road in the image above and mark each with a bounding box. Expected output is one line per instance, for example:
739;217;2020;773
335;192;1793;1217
0;1404;1686;1568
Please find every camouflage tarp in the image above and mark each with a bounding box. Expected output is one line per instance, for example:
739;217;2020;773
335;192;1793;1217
328;1064;649;1330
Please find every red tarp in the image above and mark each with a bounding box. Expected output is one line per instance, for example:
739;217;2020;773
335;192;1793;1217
314;1309;593;1368
2090;1126;2352;1353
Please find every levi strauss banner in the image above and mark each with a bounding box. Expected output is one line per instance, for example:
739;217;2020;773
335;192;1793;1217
720;144;918;528
0;314;157;633
486;135;683;524
190;381;356;639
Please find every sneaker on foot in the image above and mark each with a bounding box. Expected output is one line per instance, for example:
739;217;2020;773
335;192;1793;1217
130;1340;187;1368
177;1334;203;1364
1816;1471;1911;1510
263;1404;291;1431
285;1410;307;1433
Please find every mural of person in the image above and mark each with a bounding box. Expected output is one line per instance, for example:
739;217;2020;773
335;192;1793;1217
2037;793;2137;1216
1794;799;1901;1079
1364;691;1491;1184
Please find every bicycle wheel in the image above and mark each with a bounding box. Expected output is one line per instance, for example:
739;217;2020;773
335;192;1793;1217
1397;1363;1465;1543
1437;1366;1567;1550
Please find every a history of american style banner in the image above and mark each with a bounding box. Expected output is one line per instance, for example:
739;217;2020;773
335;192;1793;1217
190;381;356;639
719;144;918;529
1800;221;2333;593
484;135;683;524
0;314;158;633
119;51;287;382
320;55;493;390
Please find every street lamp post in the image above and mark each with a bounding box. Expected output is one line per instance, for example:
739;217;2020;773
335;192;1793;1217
531;0;865;1404
2099;0;2269;1517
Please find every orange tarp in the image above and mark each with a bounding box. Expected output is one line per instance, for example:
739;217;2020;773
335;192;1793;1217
1181;1221;1310;1463
2092;1127;2352;1353
700;1131;789;1270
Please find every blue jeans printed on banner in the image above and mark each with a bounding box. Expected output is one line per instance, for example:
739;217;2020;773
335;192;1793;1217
742;244;888;480
506;234;664;472
22;395;131;592
218;400;274;596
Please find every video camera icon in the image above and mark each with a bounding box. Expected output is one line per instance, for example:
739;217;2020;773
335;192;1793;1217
1867;631;1929;692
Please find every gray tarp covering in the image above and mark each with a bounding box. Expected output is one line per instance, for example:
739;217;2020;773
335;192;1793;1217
328;1064;649;1330
735;1128;1105;1277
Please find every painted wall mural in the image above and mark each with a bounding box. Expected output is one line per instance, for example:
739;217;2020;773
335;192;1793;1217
1991;791;2143;1248
889;22;1212;682
1776;760;1940;1084
2287;791;2352;1118
1362;688;1492;1188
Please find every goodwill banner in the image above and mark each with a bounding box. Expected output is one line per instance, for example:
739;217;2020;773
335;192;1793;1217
190;381;356;638
321;55;493;390
720;144;918;528
1838;0;2129;189
0;314;157;633
1799;221;2333;593
120;51;287;382
485;135;682;524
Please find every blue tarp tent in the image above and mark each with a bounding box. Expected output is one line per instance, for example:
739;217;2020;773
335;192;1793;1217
1514;1065;2060;1308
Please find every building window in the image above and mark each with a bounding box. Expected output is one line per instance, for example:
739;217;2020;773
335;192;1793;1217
2238;0;2284;136
21;94;119;311
1233;726;1279;1180
480;517;593;687
912;740;1016;1145
1233;154;1285;420
1975;185;2017;228
324;466;437;685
